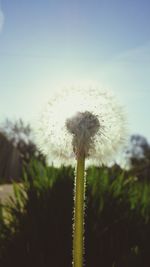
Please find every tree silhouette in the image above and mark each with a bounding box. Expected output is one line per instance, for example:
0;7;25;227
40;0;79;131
0;119;45;182
125;135;150;181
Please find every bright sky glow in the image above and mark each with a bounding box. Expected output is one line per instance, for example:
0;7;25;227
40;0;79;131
0;0;150;140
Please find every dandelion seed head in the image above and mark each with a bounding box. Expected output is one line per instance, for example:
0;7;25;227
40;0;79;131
66;111;100;158
35;85;127;167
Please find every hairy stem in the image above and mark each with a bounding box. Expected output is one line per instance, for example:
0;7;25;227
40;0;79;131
73;156;85;267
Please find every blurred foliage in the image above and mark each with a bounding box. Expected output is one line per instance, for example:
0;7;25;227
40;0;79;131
0;160;150;266
0;132;21;183
0;119;45;182
124;134;150;179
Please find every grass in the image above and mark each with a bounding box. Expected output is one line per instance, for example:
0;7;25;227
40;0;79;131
0;160;150;266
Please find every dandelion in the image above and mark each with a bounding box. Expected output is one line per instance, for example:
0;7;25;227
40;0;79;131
35;85;127;267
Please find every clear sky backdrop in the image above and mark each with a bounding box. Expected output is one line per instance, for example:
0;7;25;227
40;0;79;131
0;0;150;140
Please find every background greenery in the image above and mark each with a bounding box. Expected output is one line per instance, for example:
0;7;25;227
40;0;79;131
0;119;150;267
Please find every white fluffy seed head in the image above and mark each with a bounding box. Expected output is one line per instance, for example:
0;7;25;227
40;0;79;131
66;111;100;158
35;85;127;167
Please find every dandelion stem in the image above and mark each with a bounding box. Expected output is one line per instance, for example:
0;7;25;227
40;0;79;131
73;156;85;267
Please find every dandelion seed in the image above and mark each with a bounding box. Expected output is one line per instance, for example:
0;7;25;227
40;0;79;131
66;111;100;158
36;86;127;167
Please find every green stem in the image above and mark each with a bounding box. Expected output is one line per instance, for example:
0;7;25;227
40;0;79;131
73;156;85;267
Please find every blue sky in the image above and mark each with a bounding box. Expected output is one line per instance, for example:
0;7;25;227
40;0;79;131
0;0;150;140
